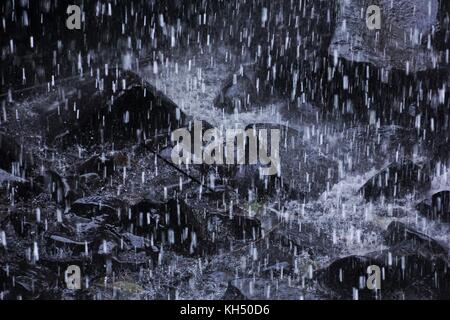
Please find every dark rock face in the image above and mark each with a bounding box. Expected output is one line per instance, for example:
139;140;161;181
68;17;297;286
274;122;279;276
221;282;248;300
435;0;450;51
360;160;431;201
1;0;449;301
216;122;339;201
71;196;210;255
1;65;221;298
321;0;449;131
432;141;450;169
330;0;440;72
214;70;257;113
417;191;450;224
253;0;337;99
180;121;339;201
384;221;448;256
124;198;210;256
0;134;21;172
317;255;382;300
43;69;187;148
317;222;450;300
77;154;117;179
0;263;60;300
231;215;261;241
70;196;126;221
1;0;186;94
260;123;338;200
37;170;79;207
0;133;33;178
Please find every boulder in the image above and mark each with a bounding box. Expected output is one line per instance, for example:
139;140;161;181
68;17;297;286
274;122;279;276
0;263;60;300
384;221;448;256
0;133;33;178
70;196;126;223
43;69;187;148
123;198;210;256
317;255;382;300
243;123;339;201
37;170;79;206
77;154;117;179
221;282;249;300
317;252;450;300
317;221;450;299
417;191;450;224
330;0;441;72
214;70;257;113
360;160;431;201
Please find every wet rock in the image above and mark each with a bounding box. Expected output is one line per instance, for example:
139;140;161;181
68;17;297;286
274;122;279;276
384;221;448;256
317;252;450;300
121;232;150;250
231;215;261;241
318;220;450;299
252;0;336;100
242;123;338;201
0;169;42;200
77;154;117;179
0;134;24;173
9;207;50;238
417;191;450;224
80;152;129;176
109;280;146;299
195;122;283;198
0;263;60;300
37;170;78;206
1;0;449;302
0;169;27;184
43;69;187;148
317;255;381;300
123;198;210;256
46;234;93;256
119;232;160;261
97;240;117;256
262;261;291;275
70;196;126;222
42;213;157;277
268;220;332;258
330;0;441;72
432;140;450;169
209;212;262;244
377;236;450;299
360;160;431;201
313;0;450;132
112;251;156;270
154;198;210;256
214;70;257;113
281;101;321;125
221;282;248;300
78;173;102;189
0;133;33;178
229;277;306;300
376;205;408;218
164;120;336;201
121;200;162;236
43;214;108;258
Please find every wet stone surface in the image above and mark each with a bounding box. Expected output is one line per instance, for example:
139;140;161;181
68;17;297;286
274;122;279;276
1;0;450;300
